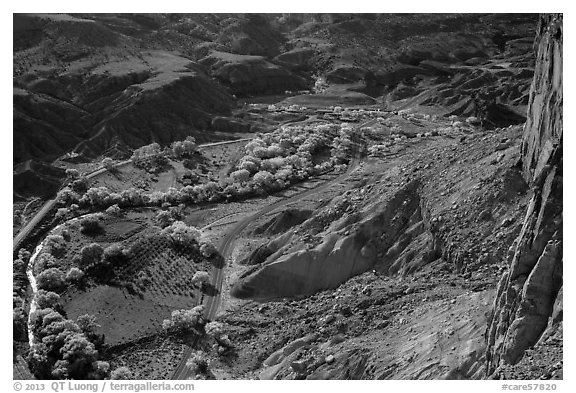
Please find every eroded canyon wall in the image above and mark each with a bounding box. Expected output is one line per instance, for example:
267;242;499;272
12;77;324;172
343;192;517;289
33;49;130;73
485;14;562;376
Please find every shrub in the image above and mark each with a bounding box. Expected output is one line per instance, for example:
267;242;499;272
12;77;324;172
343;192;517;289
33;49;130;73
110;366;133;380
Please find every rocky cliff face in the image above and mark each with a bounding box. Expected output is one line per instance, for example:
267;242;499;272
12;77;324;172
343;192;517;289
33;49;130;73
485;14;562;377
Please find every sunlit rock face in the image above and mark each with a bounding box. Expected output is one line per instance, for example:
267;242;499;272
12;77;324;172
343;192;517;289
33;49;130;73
486;14;562;376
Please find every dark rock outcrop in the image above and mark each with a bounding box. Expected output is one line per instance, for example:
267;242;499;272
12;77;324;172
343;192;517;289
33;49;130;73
486;14;562;376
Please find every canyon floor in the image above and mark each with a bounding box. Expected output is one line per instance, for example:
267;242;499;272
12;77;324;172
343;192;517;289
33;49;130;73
13;13;562;381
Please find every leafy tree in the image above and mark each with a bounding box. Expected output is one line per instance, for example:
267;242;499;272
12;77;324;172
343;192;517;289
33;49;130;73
29;308;56;334
186;350;208;374
200;242;217;258
238;159;259;173
180;170;200;186
84;186;113;207
171;136;197;158
65;267;84;283
155;210;174;228
231;169;250;184
80;216;103;235
253;170;275;189
103;244;125;264
18;249;31;262
102;157;115;171
204;321;223;337
131;142;167;171
57;188;81;206
120;188;146;206
71;177;89;193
59;333;98;379
106;204;122;217
37;268;65;292
192;271;210;290
13;307;27;341
27;342;51;378
65;168;80;180
205;321;233;349
161;221;201;245
76;314;103;347
41;310;65;330
35;290;61;310
162;305;205;335
87;360;110;380
79;243;104;268
44;234;66;256
36;253;59;272
131;143;162;162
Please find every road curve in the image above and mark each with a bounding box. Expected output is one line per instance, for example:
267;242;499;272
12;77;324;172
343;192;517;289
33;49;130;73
173;157;362;379
172;119;374;379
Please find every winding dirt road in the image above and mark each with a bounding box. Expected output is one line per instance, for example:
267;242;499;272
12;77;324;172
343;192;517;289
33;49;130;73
172;119;374;379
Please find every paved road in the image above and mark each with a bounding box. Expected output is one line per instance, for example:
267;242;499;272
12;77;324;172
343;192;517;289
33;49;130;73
172;119;374;380
12;159;132;252
13;139;253;253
